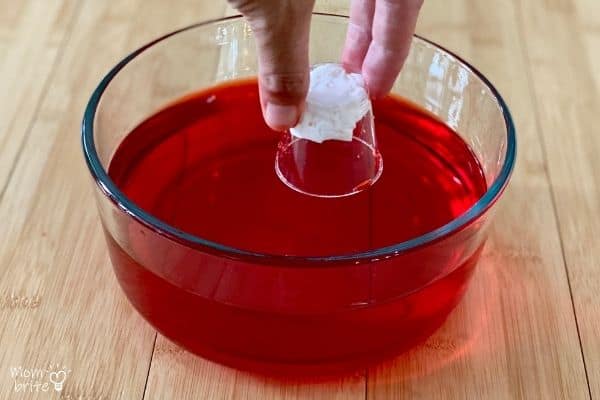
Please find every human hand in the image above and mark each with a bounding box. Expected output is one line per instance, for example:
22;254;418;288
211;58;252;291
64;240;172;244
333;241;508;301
342;0;423;98
229;0;423;131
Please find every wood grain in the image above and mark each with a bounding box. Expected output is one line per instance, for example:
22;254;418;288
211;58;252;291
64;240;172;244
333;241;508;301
516;0;600;397
0;0;79;193
0;1;226;399
0;0;597;399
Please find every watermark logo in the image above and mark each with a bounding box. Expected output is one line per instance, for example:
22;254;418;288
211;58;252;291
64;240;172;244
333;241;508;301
0;292;41;310
9;363;71;393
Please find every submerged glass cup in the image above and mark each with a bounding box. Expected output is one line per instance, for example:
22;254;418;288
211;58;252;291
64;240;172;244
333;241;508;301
275;63;383;198
82;14;515;375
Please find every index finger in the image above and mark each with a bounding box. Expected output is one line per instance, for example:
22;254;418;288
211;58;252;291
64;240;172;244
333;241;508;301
362;0;423;97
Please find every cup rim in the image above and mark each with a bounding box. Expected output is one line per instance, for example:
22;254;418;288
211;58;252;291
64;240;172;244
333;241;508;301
82;13;516;266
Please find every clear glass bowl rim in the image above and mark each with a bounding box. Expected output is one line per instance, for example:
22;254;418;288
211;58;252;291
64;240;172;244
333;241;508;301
82;13;516;266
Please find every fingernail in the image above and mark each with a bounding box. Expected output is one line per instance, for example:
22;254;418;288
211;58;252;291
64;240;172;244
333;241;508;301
265;103;299;131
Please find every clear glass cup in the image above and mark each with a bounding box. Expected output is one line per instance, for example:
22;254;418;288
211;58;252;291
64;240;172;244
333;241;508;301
275;63;383;198
82;14;515;375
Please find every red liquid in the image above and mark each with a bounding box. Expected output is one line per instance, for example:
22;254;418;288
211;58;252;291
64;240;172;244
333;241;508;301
107;79;487;374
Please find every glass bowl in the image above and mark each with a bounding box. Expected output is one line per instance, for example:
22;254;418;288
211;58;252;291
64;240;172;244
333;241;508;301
82;14;515;375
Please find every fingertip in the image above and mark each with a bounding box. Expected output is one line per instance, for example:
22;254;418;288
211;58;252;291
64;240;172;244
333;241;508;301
364;79;392;99
264;102;301;131
362;65;399;99
341;54;362;75
364;81;390;99
258;71;307;130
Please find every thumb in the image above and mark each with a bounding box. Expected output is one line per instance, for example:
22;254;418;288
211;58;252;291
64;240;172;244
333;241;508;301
234;1;315;131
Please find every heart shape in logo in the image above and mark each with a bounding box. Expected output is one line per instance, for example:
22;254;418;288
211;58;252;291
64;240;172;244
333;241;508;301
49;370;67;391
49;370;66;383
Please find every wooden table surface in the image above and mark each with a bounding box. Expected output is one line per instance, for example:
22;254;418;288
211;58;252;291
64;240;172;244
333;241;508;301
1;0;599;399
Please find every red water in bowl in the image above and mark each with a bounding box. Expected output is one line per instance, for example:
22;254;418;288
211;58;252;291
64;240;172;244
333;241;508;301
106;79;487;374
